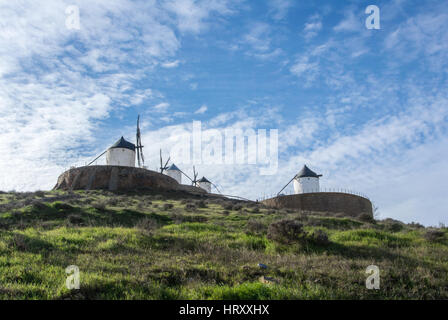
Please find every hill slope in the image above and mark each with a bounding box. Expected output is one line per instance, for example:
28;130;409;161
0;190;447;299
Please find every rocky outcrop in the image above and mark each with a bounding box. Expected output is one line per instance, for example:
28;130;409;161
262;192;373;217
53;165;206;194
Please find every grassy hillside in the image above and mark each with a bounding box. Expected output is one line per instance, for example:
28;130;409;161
0;190;447;300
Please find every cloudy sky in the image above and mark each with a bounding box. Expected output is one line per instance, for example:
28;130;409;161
0;0;447;226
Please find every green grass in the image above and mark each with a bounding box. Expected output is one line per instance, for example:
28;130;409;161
0;190;447;300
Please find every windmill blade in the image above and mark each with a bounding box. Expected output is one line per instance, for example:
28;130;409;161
164;157;170;169
87;149;107;166
136;145;141;167
192;166;198;186
211;182;222;194
179;169;192;182
277;175;296;196
159;149;163;172
140;149;145;165
136;115;145;168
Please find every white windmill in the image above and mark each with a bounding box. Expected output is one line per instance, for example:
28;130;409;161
277;165;322;195
165;163;182;184
183;166;221;194
105;137;136;167
293;165;322;193
87;115;145;168
197;177;212;193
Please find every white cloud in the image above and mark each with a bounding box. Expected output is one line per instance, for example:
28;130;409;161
161;60;181;68
334;10;360;33
163;0;235;33
268;0;294;21
153;102;170;112
384;8;448;69
194;105;208;114
243;23;272;52
290;57;318;77
240;22;282;60
303;14;322;40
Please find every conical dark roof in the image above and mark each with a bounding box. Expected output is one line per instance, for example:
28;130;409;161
109;137;135;151
295;165;321;178
167;163;181;171
198;176;211;183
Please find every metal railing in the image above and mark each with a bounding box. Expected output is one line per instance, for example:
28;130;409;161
257;187;370;201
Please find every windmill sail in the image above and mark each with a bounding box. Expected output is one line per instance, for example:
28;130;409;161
159;149;170;173
192;166;198;186
136;115;145;168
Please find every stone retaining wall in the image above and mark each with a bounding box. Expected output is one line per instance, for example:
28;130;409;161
53;165;206;194
262;192;373;217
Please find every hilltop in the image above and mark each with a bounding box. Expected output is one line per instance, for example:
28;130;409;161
0;190;447;299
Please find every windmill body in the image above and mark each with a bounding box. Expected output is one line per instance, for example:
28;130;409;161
106;137;136;167
165;163;182;184
197;177;212;193
293;165;322;194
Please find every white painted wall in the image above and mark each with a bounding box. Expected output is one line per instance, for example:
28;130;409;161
166;170;182;184
106;148;135;167
293;177;320;194
198;181;211;193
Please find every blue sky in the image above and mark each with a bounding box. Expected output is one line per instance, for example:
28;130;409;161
0;0;447;226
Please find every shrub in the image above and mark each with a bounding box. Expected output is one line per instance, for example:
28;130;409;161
408;222;424;229
385;222;404;232
358;213;375;223
82;198;93;205
309;230;331;246
107;198;118;206
136;202;145;211
0;203;15;213
424;230;445;243
185;203;197;211
196;200;207;208
135;218;159;234
163;203;174;210
67;214;84;225
34;191;46;197
233;204;243;211
171;213;207;223
11;210;22;217
267;219;306;244
91;201;107;211
221;210;230;216
52;202;74;211
31;201;48;212
223;203;234;211
251;207;260;213
9;234;28;251
247;219;266;234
